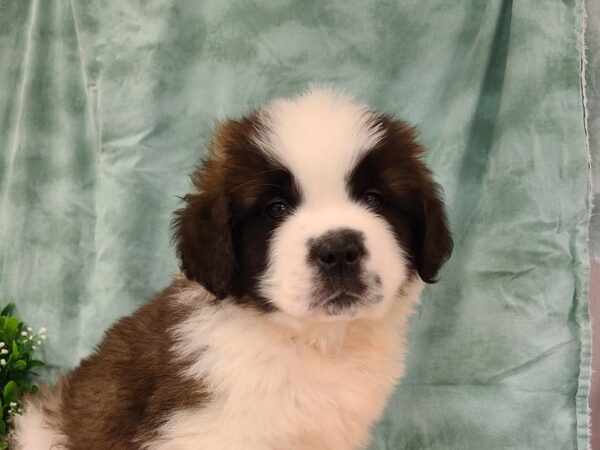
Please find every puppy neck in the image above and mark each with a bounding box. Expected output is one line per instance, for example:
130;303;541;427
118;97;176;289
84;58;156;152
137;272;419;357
174;276;422;359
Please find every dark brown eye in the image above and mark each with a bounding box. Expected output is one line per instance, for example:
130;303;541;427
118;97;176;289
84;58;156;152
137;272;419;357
364;191;384;208
266;200;289;219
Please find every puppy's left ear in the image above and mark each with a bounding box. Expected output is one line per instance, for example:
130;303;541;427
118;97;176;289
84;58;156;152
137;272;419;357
414;181;453;283
383;119;453;283
172;162;235;299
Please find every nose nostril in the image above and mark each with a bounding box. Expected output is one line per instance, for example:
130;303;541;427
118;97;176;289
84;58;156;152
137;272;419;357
311;229;366;270
345;250;358;264
319;253;337;266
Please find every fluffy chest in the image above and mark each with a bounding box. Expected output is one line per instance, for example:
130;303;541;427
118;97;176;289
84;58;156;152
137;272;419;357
147;304;410;450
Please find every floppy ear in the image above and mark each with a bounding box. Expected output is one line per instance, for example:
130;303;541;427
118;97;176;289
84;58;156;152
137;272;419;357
381;118;453;283
413;183;453;283
172;171;235;299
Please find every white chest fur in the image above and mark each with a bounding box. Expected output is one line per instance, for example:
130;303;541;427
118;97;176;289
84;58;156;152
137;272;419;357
146;284;421;450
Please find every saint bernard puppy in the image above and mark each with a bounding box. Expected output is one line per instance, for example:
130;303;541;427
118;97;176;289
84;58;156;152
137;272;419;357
13;88;452;450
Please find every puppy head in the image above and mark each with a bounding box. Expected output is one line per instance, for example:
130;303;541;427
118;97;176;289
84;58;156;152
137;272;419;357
173;88;452;321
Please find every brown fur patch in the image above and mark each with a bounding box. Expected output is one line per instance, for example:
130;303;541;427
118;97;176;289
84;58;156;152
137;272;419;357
16;278;209;449
172;115;299;310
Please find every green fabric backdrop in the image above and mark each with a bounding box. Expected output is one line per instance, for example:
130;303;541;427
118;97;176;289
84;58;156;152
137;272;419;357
0;1;591;448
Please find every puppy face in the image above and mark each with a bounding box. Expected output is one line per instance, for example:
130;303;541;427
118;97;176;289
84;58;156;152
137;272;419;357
173;89;452;322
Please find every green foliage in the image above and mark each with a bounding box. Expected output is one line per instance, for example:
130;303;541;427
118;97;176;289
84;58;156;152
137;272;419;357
0;303;46;444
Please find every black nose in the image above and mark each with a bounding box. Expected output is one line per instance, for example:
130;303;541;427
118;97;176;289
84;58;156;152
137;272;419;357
309;229;366;273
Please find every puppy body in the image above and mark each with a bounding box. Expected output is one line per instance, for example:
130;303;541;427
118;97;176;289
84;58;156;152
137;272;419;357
12;88;451;449
13;276;421;450
151;277;422;450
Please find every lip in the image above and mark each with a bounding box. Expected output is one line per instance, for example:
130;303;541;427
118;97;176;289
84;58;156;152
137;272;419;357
319;290;364;315
322;290;363;304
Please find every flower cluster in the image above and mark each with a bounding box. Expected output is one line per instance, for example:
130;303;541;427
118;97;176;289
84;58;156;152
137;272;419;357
0;327;46;368
0;303;47;448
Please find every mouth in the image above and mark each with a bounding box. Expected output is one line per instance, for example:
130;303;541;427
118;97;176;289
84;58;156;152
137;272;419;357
309;271;385;316
319;290;365;316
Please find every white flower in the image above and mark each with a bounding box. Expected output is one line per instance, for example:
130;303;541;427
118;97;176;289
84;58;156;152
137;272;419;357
20;331;27;337
38;327;47;335
40;335;47;340
27;327;32;332
0;349;8;355
32;346;36;350
29;336;34;341
9;402;16;408
36;340;41;345
0;342;5;348
1;359;6;366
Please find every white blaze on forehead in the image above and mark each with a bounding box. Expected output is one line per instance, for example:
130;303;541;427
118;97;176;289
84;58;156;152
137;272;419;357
254;88;385;202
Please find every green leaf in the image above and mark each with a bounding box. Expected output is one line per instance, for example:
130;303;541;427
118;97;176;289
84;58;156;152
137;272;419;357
0;304;14;318
0;419;6;436
4;317;19;340
28;359;45;368
3;380;19;404
17;379;31;393
11;340;18;359
13;359;26;371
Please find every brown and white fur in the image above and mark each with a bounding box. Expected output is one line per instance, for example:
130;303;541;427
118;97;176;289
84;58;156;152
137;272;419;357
12;88;452;450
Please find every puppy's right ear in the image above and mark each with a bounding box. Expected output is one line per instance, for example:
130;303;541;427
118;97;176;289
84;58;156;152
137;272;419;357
172;159;235;299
